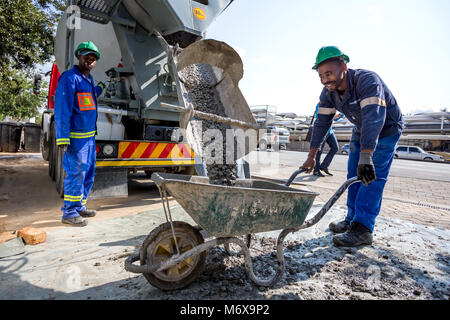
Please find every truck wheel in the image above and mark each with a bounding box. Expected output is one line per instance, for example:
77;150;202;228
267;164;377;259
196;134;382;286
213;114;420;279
48;123;56;181
40;129;49;161
139;221;206;291
55;147;65;198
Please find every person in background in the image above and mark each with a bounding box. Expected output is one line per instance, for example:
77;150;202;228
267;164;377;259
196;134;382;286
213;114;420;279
312;102;344;177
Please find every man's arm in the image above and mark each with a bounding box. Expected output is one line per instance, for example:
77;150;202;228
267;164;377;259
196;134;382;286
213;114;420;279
95;82;105;97
358;73;387;151
356;73;388;185
54;74;75;149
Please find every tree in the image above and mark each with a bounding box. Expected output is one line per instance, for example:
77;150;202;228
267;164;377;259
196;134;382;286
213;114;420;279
0;66;48;120
0;0;65;120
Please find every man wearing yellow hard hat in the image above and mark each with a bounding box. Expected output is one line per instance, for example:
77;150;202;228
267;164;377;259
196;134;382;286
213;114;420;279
301;46;404;247
54;41;104;226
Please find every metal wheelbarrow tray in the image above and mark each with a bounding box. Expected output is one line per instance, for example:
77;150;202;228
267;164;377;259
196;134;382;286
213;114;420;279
125;171;359;290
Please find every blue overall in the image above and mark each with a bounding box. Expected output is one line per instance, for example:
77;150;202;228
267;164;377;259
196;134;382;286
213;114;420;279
346;133;400;232
54;66;102;219
310;69;403;232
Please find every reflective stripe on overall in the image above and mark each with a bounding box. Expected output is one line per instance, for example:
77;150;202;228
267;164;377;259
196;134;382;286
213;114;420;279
61;136;96;219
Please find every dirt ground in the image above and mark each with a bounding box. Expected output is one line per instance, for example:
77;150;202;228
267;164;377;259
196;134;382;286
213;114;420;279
0;153;449;301
0;153;164;234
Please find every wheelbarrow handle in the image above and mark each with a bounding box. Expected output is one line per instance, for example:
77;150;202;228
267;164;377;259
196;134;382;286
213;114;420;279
285;168;307;186
294;176;360;232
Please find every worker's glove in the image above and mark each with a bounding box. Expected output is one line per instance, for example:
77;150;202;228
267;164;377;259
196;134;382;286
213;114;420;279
97;82;106;94
58;144;68;152
357;151;376;186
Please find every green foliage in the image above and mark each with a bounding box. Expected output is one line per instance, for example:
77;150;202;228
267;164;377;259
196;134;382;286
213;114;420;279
0;0;64;120
0;67;48;120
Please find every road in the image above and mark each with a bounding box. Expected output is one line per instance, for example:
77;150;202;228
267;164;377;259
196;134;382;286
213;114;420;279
248;150;450;182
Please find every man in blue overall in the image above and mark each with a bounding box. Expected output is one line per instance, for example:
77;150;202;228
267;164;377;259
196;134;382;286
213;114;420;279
54;41;104;226
301;46;403;247
312;103;343;177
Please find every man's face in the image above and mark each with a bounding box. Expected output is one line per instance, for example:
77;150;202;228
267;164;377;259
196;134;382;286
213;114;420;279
317;60;347;91
77;53;97;71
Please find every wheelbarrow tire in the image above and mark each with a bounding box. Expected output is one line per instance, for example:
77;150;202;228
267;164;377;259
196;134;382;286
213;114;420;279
139;221;206;291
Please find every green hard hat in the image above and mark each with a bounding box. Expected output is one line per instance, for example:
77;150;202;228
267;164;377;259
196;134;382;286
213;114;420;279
74;41;101;60
312;46;349;70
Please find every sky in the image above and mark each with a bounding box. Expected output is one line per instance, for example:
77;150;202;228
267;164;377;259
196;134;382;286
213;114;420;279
205;0;450;116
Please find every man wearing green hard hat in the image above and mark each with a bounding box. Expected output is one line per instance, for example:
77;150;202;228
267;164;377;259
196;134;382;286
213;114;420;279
54;41;105;226
301;46;404;247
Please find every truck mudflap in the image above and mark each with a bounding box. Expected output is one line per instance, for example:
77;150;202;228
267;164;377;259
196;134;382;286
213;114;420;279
95;141;195;168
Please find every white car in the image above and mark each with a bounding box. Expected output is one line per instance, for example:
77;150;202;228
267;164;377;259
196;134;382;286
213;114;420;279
258;126;290;151
395;145;444;162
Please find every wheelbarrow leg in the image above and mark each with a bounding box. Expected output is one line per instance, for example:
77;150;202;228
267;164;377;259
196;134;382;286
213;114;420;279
223;230;293;287
224;234;251;256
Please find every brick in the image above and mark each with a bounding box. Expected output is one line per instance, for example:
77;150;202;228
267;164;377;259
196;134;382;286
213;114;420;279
0;231;17;245
17;227;46;245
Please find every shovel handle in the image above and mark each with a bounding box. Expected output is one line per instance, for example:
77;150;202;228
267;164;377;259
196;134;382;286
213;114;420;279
160;102;261;130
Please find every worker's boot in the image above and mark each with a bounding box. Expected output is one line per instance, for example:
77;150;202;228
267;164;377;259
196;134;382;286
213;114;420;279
79;209;96;218
62;216;88;227
319;167;333;176
329;220;350;233
332;222;373;247
313;170;325;177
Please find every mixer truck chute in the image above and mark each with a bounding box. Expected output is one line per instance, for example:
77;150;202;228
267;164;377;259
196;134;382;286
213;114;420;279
41;0;258;199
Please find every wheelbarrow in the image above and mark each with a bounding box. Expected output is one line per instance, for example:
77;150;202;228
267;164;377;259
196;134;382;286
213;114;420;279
124;170;359;290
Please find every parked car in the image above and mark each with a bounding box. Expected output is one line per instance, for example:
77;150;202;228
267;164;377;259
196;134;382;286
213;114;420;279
395;145;444;162
341;144;350;155
258;126;290;151
272;127;290;150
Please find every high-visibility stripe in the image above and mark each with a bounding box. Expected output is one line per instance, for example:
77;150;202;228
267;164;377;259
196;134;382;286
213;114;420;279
360;97;386;109
317;107;336;115
96;160;195;167
150;143;167;158
64;194;83;202
117;142;194;159
77;93;95;108
130;142;149;159
120;142;140;159
141;143;158;158
171;144;183;158
179;143;194;158
64;195;83;199
70;131;96;136
64;198;82;202
70;131;96;138
56;138;70;145
159;143;175;159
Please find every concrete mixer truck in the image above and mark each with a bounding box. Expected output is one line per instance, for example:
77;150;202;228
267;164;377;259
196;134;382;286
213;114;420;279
40;0;258;199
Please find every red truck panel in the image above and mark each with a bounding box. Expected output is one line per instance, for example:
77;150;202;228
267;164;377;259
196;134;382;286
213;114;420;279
47;63;60;110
